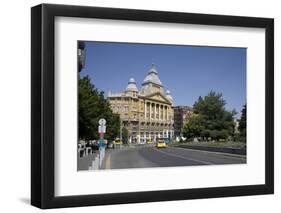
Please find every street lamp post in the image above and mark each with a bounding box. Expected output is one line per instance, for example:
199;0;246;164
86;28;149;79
120;118;122;141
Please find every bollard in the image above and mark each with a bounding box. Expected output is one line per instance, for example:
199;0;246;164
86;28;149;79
94;156;99;170
99;147;105;168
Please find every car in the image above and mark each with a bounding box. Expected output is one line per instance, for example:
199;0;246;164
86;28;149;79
90;140;99;151
113;139;123;145
156;140;167;148
146;140;153;144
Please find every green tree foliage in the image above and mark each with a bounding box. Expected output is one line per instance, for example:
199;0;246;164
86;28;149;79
79;76;120;141
182;114;204;139
238;104;246;142
182;91;236;141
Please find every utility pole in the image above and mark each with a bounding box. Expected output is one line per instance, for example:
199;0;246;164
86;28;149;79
120;117;122;140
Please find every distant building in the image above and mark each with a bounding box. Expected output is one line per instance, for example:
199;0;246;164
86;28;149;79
108;64;174;143
173;106;193;137
234;119;240;134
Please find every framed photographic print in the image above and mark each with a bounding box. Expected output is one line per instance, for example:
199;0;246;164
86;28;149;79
31;4;274;209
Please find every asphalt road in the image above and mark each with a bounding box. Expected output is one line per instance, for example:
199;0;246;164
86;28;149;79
101;146;246;170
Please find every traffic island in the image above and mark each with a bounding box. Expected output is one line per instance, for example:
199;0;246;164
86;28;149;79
172;142;246;156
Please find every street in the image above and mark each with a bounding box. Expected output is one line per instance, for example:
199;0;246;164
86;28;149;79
95;145;246;170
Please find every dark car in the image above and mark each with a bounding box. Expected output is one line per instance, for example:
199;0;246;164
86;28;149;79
90;140;99;151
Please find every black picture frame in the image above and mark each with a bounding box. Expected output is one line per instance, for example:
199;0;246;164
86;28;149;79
31;3;274;209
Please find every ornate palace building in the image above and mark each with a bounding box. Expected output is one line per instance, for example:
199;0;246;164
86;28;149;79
108;64;174;144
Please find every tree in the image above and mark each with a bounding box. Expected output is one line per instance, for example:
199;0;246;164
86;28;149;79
79;75;120;142
238;104;246;142
182;91;236;141
182;114;204;139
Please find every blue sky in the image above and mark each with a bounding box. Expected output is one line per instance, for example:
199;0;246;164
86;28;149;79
80;41;246;118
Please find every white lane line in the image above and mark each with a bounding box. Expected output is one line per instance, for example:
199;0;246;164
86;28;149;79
154;148;213;165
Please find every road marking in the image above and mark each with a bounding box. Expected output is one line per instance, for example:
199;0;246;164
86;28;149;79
154;148;213;165
105;154;111;169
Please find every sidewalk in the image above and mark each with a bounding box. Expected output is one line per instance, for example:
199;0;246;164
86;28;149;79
77;151;99;171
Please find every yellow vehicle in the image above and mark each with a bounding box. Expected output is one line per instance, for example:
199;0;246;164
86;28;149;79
114;139;123;145
146;139;153;144
156;140;167;148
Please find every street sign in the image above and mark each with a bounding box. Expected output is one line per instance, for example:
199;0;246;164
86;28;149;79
98;125;106;133
98;118;106;139
99;118;106;126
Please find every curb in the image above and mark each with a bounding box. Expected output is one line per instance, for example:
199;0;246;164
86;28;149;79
173;144;246;156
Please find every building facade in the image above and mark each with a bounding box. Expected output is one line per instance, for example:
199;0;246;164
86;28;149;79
173;106;193;137
78;41;86;72
108;64;174;144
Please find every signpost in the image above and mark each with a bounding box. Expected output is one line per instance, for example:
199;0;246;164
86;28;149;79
98;118;106;146
99;118;106;126
98;118;107;168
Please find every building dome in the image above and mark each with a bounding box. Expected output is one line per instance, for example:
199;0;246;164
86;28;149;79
126;78;138;92
166;90;173;102
142;64;163;86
